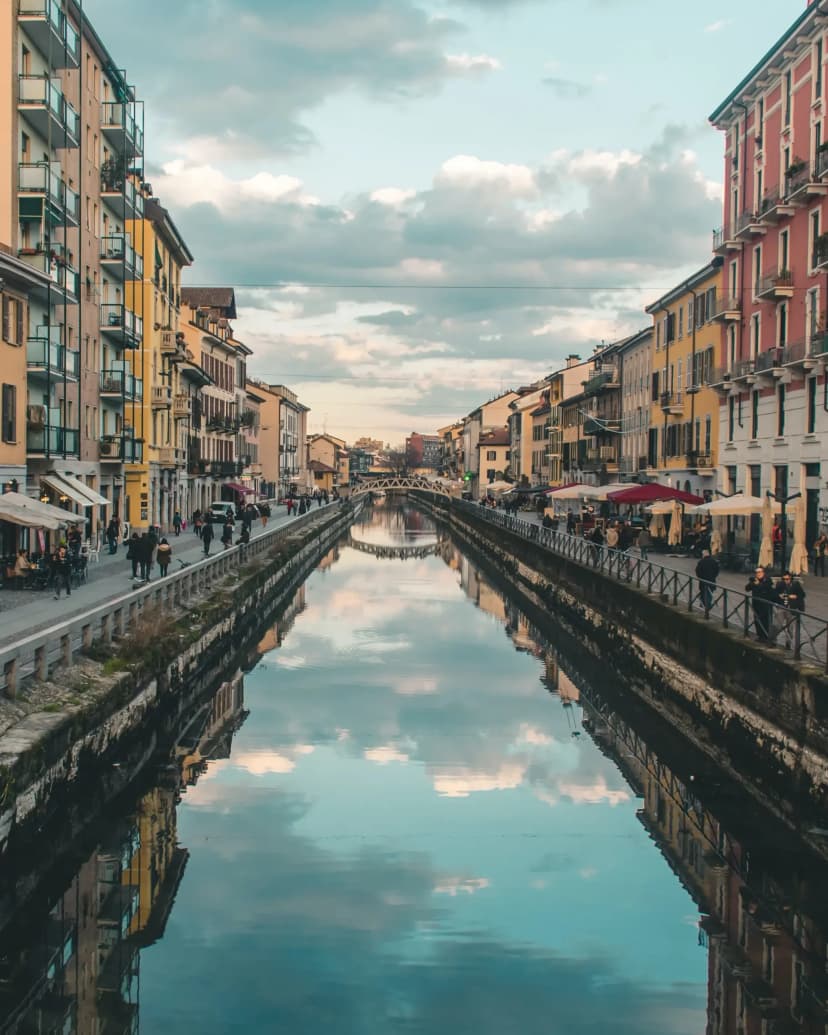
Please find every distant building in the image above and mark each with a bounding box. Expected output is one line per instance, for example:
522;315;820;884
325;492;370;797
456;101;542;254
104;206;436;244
348;447;373;480
478;427;511;488
406;432;441;470
352;436;384;453
308;433;347;493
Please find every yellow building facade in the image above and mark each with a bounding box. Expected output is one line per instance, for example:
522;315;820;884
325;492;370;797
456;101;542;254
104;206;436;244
124;197;197;531
645;262;723;497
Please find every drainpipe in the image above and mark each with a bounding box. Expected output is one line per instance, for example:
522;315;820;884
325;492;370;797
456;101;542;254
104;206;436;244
688;286;699;467
733;100;749;413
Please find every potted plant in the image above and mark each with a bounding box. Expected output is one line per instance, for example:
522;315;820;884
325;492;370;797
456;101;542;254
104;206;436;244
786;158;807;177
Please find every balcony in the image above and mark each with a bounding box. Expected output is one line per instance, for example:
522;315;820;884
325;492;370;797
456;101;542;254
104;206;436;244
813;235;828;271
210;460;243;478
582;418;605;436
101;101;143;157
757;187;795;224
100;369;142;402
660;391;684;415
172;394;191;420
18;162;79;227
710;295;741;322
157;446;177;469
17;75;79;148
582;446;618;471
712;224;741;254
100;167;144;220
206;416;237;435
18;1;80;68
17;247;79;305
100;303;143;348
100;234;142;281
151;385;171;409
810;332;828;359
100;434;143;463
734;209;766;240
27;425;79;457
784;161;827;202
582;368;619;395
27;336;79;381
755;268;794;301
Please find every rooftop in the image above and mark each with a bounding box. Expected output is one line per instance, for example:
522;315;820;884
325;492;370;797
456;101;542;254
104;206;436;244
181;287;237;319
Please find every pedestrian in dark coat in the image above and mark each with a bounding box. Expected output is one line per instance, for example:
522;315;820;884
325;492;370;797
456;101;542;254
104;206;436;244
173;511;182;536
51;544;72;599
695;550;720;611
745;566;776;641
156;538;172;577
774;571;806;647
221;519;234;549
138;533;151;582
126;532;141;580
298;497;307;515
201;520;214;556
106;517;119;554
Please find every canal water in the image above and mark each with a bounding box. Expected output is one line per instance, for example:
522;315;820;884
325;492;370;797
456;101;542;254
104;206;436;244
1;502;826;1034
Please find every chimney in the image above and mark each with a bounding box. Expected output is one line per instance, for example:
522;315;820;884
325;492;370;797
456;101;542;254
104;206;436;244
565;354;581;368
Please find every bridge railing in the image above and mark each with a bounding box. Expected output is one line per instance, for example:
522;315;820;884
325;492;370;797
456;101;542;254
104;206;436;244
444;498;828;671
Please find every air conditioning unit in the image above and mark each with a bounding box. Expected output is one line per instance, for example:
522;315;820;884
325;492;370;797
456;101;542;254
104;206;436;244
26;404;46;426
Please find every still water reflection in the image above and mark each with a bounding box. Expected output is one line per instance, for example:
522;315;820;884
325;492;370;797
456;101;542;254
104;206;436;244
2;503;827;1034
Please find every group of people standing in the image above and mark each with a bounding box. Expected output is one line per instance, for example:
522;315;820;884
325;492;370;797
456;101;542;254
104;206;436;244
125;528;174;582
286;490;329;516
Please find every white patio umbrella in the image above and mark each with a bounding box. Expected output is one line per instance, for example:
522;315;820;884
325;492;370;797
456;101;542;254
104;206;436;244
649;513;666;537
484;480;512;495
758;495;774;568
546;483;595;500
667;500;683;546
694;493;781;516
709;516;725;555
789;497;809;576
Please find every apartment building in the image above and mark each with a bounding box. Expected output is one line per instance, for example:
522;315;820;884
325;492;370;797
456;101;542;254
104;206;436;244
123;196;199;531
617;329;652;481
241;385;263;498
308;433;346;493
645;263;722;497
248;380;310;499
179;287;250;513
477;427;511;487
462;390;519;498
546;355;591;487
506;384;546;486
710;0;828;543
0;0;150;532
560;343;621;485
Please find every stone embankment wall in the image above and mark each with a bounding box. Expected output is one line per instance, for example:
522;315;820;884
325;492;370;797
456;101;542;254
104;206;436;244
420;495;828;830
0;505;356;853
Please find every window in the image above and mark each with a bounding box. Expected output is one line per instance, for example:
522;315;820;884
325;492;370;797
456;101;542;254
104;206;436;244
678;306;684;339
1;296;24;345
753;245;762;294
807;376;817;434
811;210;822;269
705;416;711;455
777;384;786;437
817;39;824;101
666;312;676;343
778;302;788;347
780;229;790;272
651;370;660;401
688;300;694;332
728;396;735;441
807;287;820;339
1;384;15;444
486;450;497;461
785;69;792;126
757;97;764;146
751;390;759;439
751;313;760;359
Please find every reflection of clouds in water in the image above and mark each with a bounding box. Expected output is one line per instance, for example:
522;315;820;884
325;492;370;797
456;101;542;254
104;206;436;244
431;763;527;798
433;877;490;897
275;654;307;669
393;675;439;696
234;745;315;775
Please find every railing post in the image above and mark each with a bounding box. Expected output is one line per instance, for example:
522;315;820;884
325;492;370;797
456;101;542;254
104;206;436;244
743;597;751;637
4;658;18;699
794;613;802;661
721;589;728;628
34;645;47;681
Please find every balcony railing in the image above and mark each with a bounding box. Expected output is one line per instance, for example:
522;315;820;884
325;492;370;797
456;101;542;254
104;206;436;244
27;425;79;456
809;333;828;359
582;369;619;395
18;161;79;225
27;338;79;380
151;385;171;408
172;394;191;419
711;295;742;320
18;0;81;67
100;234;143;279
754;269;794;301
99;369;142;400
18;75;79;146
660;391;684;413
101;101;143;156
100;170;145;219
99;303;143;347
100;434;143;463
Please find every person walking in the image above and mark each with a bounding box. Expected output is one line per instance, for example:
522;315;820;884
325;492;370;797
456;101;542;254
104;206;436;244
221;518;234;550
173;510;182;537
745;566;776;642
156;538;172;577
201;519;214;556
695;549;720;612
51;544;72;599
286;497;294;517
138;533;151;582
126;532;141;580
605;522;619;554
812;530;828;576
774;571;806;648
261;503;270;527
67;524;82;559
637;526;651;561
106;516;120;555
193;509;203;539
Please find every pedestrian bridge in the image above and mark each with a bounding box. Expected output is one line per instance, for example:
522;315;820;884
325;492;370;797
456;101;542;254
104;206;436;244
350;476;452;498
347;534;449;560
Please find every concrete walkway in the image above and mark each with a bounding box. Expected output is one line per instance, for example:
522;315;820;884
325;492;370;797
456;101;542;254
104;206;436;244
0;503;334;650
515;509;828;622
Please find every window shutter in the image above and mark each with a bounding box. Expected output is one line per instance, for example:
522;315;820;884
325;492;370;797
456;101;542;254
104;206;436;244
2;384;15;443
15;301;24;346
1;298;9;342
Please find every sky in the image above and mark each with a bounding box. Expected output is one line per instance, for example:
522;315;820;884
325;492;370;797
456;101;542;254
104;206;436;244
85;0;807;444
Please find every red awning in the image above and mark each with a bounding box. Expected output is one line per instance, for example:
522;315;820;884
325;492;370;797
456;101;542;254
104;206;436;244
224;482;255;495
606;483;703;505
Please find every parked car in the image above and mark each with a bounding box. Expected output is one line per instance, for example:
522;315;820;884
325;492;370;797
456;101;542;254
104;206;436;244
209;502;235;524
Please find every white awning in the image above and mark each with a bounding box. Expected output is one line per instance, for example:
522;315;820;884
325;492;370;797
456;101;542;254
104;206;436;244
42;473;108;507
0;498;63;531
1;491;72;524
57;472;109;506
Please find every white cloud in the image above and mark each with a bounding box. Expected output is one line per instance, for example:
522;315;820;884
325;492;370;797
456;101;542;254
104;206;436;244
436;154;537;196
445;52;502;72
364;745;411;764
434;877;490;896
370;187;417;206
705;18;732;33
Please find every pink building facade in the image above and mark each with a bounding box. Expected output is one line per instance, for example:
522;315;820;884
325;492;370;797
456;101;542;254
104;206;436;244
710;0;828;550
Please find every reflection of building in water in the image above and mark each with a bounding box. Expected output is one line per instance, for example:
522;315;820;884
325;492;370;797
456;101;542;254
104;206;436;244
582;698;828;1035
316;545;340;572
0;673;250;1034
177;670;248;787
257;585;307;657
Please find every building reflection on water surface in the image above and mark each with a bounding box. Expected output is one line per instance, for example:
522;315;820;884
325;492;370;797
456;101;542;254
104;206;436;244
0;503;827;1034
